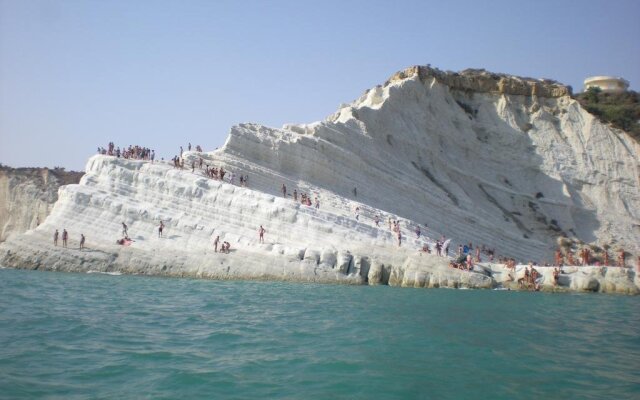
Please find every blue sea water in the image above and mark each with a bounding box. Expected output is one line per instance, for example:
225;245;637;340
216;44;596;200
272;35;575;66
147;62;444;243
0;268;639;399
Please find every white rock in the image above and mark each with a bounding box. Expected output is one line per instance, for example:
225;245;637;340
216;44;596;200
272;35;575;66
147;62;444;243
0;65;638;294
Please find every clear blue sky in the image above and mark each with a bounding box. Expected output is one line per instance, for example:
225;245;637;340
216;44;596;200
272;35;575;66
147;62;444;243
1;0;638;170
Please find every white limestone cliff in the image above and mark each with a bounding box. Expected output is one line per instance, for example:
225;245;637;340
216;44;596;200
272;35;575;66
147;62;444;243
0;166;83;242
0;65;638;293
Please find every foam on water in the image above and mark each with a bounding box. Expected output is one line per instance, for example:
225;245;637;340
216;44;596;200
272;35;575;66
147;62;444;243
87;270;122;275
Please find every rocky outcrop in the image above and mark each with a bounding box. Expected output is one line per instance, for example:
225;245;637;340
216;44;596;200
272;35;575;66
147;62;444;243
0;64;638;293
387;65;572;97
0;166;83;242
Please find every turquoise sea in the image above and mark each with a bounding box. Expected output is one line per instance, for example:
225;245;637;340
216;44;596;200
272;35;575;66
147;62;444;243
1;268;639;399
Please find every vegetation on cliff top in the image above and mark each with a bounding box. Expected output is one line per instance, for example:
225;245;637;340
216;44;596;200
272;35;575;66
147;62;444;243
574;88;640;140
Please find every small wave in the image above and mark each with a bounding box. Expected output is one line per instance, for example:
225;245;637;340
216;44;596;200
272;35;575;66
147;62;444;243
87;270;122;276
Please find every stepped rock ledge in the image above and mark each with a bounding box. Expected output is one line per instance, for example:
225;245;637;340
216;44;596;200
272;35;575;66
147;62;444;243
1;65;639;294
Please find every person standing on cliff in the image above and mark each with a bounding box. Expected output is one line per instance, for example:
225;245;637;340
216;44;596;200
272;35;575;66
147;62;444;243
259;225;266;244
80;234;85;250
213;235;220;252
62;229;68;248
158;220;164;238
54;229;59;246
618;249;626;267
281;184;287;198
122;222;128;237
554;249;563;267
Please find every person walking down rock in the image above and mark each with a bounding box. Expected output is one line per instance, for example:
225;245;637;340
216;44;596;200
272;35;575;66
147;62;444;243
122;222;128;237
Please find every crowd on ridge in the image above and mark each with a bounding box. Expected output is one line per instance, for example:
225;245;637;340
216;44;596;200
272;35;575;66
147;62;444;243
98;142;155;161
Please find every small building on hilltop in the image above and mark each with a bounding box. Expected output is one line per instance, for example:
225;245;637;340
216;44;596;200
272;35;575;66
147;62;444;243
583;76;629;93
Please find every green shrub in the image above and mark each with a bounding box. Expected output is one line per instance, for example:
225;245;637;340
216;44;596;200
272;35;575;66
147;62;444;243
574;89;640;140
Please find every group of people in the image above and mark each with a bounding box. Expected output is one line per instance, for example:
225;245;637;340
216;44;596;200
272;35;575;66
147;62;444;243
170;144;206;168
98;142;155;162
53;229;85;250
448;254;475;271
281;184;320;208
204;164;226;180
554;247;628;267
181;143;203;155
516;264;543;290
212;235;231;253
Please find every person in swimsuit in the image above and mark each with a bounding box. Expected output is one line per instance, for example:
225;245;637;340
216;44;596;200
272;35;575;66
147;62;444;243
62;229;68;248
122;222;128;237
259;225;266;243
618;249;625;267
54;229;59;246
554;249;562;267
80;234;85;250
213;235;220;252
158;221;164;237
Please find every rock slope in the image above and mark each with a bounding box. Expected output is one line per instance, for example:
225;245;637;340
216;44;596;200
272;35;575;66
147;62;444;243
0;166;83;242
0;65;638;293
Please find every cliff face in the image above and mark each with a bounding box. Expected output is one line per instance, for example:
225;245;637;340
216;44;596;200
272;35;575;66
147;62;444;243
0;65;638;293
226;66;639;261
0;166;83;242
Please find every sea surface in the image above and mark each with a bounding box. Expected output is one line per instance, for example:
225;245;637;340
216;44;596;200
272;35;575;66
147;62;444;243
1;268;639;399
